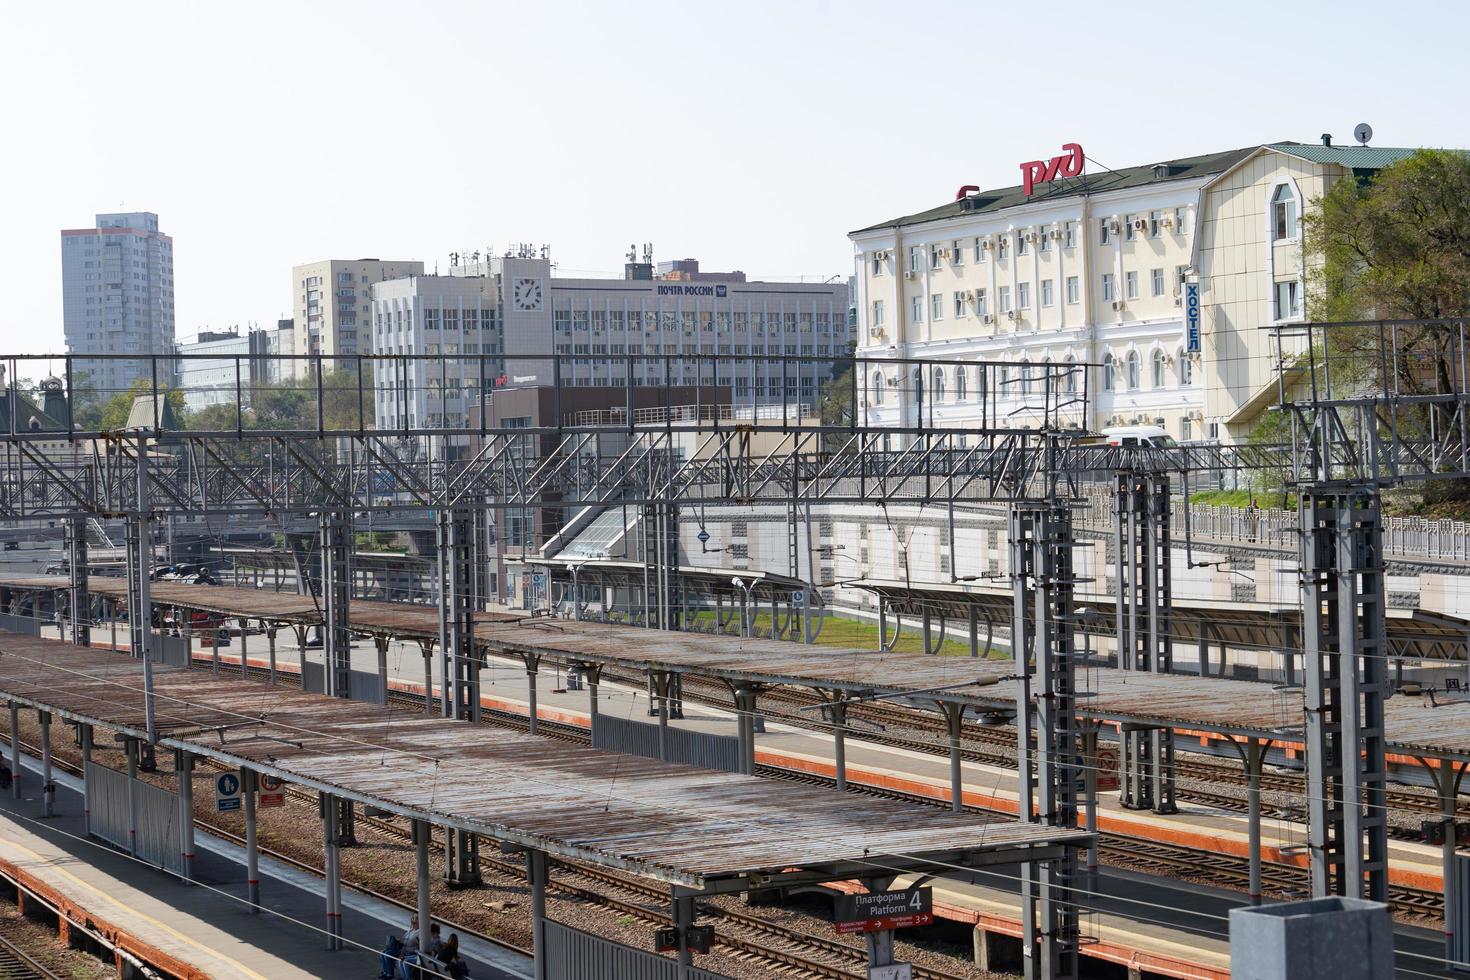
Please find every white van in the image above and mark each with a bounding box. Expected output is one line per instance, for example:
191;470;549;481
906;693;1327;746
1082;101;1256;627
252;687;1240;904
1101;425;1177;448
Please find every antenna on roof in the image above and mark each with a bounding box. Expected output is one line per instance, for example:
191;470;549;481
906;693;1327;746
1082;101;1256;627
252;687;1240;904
1354;122;1373;147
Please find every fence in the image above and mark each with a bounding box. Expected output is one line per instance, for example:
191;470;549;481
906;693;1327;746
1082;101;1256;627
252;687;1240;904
1071;484;1470;561
301;661;386;703
85;761;184;875
591;714;741;773
543;920;729;980
0;614;38;636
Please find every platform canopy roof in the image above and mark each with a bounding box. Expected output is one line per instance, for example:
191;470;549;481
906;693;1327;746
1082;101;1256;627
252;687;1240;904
0;631;1087;892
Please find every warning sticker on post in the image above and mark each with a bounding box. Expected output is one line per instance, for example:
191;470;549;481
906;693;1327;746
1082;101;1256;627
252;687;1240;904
258;773;285;809
834;887;933;935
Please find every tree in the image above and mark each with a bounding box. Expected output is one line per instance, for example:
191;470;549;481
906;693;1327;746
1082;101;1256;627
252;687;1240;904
1303;147;1470;503
816;342;857;451
94;378;188;431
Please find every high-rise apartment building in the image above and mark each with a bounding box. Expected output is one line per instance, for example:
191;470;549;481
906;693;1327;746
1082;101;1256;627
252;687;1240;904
286;258;424;376
61;212;176;396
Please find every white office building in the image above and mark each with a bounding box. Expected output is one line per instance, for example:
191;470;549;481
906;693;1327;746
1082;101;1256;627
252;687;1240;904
174;328;274;412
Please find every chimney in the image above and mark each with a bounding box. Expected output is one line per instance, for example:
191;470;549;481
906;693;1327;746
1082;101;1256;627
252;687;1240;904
1321;133;1333;147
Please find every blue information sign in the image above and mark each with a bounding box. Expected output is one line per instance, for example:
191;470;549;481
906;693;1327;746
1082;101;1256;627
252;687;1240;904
1185;282;1201;353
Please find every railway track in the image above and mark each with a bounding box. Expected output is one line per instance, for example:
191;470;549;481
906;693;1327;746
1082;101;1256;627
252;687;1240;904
0;931;65;980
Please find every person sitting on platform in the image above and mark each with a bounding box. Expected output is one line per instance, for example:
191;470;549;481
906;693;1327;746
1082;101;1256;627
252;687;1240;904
439;933;469;979
397;922;440;980
378;915;417;980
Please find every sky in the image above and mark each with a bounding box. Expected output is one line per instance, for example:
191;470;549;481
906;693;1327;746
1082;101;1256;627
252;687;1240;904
5;0;1470;357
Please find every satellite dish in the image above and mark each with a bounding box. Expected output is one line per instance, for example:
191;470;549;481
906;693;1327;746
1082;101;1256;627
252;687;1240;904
1354;122;1373;146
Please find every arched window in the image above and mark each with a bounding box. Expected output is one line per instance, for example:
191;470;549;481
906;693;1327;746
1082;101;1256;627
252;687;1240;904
1151;349;1166;388
1020;360;1033;395
1271;183;1297;241
912;367;924;407
1102;353;1115;392
1064;354;1077;394
1125;350;1141;391
1178;350;1193;386
955;368;967;402
872;371;885;405
932;367;945;403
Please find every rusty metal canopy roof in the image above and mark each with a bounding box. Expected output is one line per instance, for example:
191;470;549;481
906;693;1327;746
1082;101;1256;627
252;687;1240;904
855;579;1470;661
0;631;1087;891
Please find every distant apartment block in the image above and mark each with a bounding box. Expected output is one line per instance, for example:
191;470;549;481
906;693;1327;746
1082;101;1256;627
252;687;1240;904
285;258;423;376
61;212;176;396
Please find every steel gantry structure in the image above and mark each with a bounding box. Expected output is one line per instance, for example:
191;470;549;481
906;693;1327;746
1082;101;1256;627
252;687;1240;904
1271;318;1470;933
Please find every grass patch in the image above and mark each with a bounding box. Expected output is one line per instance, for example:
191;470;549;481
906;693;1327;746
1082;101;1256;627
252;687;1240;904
1189;488;1296;509
731;611;1004;659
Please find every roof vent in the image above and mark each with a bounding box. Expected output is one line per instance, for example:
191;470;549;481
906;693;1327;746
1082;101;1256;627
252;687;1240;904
1321;133;1332;147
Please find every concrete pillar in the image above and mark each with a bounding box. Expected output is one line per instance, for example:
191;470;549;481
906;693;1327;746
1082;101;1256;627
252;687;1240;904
177;750;194;881
266;626;278;686
831;700;848;792
39;711;54;818
238;619;249;676
374;636;390;707
525;659;540;736
1229;897;1393;979
1247;739;1265;905
321;792;341;950
940;703;966;813
125;739;138;855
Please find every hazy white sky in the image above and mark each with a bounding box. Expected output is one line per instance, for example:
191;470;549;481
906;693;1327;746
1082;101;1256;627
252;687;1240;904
5;0;1469;357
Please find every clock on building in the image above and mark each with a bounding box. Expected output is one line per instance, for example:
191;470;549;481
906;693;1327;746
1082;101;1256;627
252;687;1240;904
512;277;544;311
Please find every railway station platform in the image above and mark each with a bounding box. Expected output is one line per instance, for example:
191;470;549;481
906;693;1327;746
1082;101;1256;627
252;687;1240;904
0;750;528;980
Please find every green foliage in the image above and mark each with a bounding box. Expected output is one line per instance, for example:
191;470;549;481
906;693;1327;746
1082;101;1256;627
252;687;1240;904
182;369;372;433
816;342;857;451
92;379;188;431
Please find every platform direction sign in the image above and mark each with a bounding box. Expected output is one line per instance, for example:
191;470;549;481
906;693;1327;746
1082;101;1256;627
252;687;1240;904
834;886;932;935
215;772;242;813
697;528;710;544
258;773;285;808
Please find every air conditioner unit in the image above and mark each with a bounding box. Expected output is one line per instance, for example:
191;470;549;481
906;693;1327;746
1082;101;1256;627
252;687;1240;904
904;270;920;280
1108;219;1121;234
938;247;951;259
982;313;996;324
1112;300;1125;311
1025;232;1038;243
982;238;995;250
868;326;884;338
1049;229;1063;240
1133;219;1149;231
1173;297;1182;307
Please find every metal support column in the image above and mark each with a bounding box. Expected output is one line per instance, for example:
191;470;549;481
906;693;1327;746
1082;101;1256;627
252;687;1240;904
1012;502;1081;980
447;511;480;723
938;702;966;813
528;849;548;980
1114;469;1177;814
1301;487;1389;902
65;516;89;646
128;435;157;742
414;819;432;943
830;699;848;792
319;512;352;700
6;703;15;799
80;724;92;834
321;792;342;950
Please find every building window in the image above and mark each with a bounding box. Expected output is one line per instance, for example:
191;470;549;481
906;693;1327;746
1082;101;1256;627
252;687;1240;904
1178;350;1193;386
1016;232;1029;256
1039;228;1051;252
998;237;1008;260
1064;354;1078;393
1125;350;1141;390
1102;353;1115;391
955;369;967;401
1176;265;1190;290
1064;221;1076;248
954;291;966;318
975;288;988;315
911;296;924;323
1174;207;1187;234
1274;280;1301;319
1100;219;1111;246
1151;268;1165;297
1066;276;1080;304
998;286;1012;312
1041;279;1054;307
952;240;964;265
1101;274;1115;302
1017;282;1031;309
1151;348;1166;388
909;246;923;273
931;293;944;320
1020;360;1034;395
871;300;885;326
1149;210;1161;238
1125;271;1139;300
1124;214;1136;241
871;253;884;276
932;367;945;402
872;371;885;405
930;244;943;269
974;237;985;262
1272;184;1298;241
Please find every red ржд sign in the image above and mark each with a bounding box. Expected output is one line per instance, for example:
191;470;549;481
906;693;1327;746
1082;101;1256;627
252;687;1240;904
1020;143;1084;196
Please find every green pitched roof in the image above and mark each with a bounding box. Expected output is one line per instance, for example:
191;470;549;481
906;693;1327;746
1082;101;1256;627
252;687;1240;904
1265;142;1421;169
852;146;1260;235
